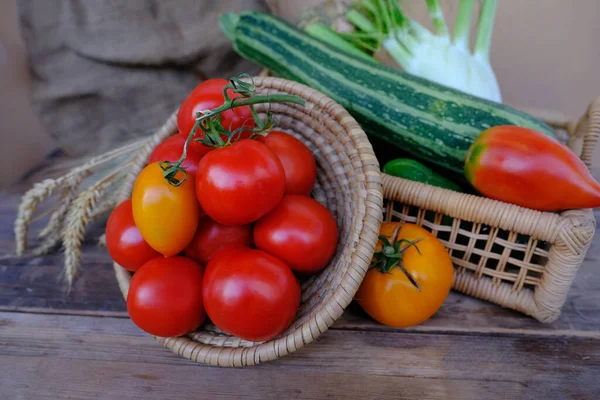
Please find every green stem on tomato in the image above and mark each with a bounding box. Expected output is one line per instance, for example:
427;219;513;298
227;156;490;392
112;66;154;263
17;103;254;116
371;223;423;291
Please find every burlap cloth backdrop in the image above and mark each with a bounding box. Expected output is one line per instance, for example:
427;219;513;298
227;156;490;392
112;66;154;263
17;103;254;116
18;0;265;156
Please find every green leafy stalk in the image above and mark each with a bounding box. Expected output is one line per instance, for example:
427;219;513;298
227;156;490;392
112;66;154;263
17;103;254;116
453;0;475;48
474;0;497;60
304;23;374;61
387;0;408;28
425;0;449;37
346;8;377;33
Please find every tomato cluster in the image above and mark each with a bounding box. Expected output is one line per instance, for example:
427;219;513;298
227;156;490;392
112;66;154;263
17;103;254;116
106;79;338;341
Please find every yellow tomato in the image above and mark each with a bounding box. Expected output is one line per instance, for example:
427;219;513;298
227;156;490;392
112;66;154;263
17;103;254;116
131;162;200;257
355;222;454;327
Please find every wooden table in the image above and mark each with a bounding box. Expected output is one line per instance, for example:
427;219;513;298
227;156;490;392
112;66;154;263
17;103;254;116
1;167;599;400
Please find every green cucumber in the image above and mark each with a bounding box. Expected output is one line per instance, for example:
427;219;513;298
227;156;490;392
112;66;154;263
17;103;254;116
221;12;556;174
383;158;463;192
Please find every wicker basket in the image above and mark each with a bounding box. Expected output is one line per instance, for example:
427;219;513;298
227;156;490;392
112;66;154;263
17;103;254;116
382;98;600;323
112;77;383;366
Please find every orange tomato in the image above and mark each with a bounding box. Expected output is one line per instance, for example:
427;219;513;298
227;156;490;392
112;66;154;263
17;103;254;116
355;222;454;327
131;162;200;257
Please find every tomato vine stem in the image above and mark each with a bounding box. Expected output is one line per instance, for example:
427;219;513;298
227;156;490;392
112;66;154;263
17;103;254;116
161;74;305;186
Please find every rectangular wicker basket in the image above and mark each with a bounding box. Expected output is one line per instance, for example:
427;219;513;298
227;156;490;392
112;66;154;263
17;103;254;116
382;98;600;323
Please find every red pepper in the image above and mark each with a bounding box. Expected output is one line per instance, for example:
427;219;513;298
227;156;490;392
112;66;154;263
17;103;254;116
464;126;600;211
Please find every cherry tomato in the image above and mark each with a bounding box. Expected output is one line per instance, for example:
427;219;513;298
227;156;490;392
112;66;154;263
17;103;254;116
148;134;209;175
254;194;338;274
127;256;206;337
196;140;286;226
355;222;454;328
202;247;300;342
132;162;200;257
177;78;254;142
105;200;160;272
257;130;317;195
184;216;253;265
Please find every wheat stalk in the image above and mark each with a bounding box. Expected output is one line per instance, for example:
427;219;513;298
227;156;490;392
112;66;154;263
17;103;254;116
62;171;126;289
15;178;65;255
15;138;150;257
38;174;87;239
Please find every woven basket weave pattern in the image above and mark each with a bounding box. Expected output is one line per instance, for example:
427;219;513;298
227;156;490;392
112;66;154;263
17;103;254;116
382;97;600;323
113;77;383;366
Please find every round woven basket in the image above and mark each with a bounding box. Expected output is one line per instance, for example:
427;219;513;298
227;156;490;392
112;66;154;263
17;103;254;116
112;77;383;366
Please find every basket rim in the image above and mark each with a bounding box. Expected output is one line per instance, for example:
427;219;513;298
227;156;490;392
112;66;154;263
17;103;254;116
382;173;568;243
113;76;383;366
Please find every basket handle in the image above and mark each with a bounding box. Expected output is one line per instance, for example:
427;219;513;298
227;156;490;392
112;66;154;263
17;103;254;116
564;96;600;168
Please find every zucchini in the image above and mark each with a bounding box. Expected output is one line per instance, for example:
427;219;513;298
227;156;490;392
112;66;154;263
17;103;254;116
383;158;463;192
221;12;555;174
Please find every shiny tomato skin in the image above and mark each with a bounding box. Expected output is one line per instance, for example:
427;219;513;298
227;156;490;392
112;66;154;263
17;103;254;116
177;78;254;141
194;78;230;96
196;140;286;226
148;134;208;175
257;130;317;195
202;247;300;342
184;216;253;265
355;223;454;328
105;200;160;272
465;125;600;211
127;256;206;337
254;194;338;274
132;162;200;257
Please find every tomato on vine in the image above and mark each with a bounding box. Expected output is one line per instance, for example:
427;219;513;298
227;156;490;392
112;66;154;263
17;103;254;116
177;78;254;143
131;162;200;257
355;222;454;328
196;140;286;226
146;76;304;230
105;200;160;272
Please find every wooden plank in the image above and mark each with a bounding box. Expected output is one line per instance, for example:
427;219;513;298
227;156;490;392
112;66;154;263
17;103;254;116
0;187;126;313
0;312;598;399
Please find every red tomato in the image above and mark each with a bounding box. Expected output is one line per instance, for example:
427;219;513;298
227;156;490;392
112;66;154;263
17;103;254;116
127;256;206;337
132;162;200;257
254;194;338;274
196;140;286;226
105;200;160;272
202;247;300;341
177;78;254;142
258;130;317;195
184;216;253;265
148;134;209;175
